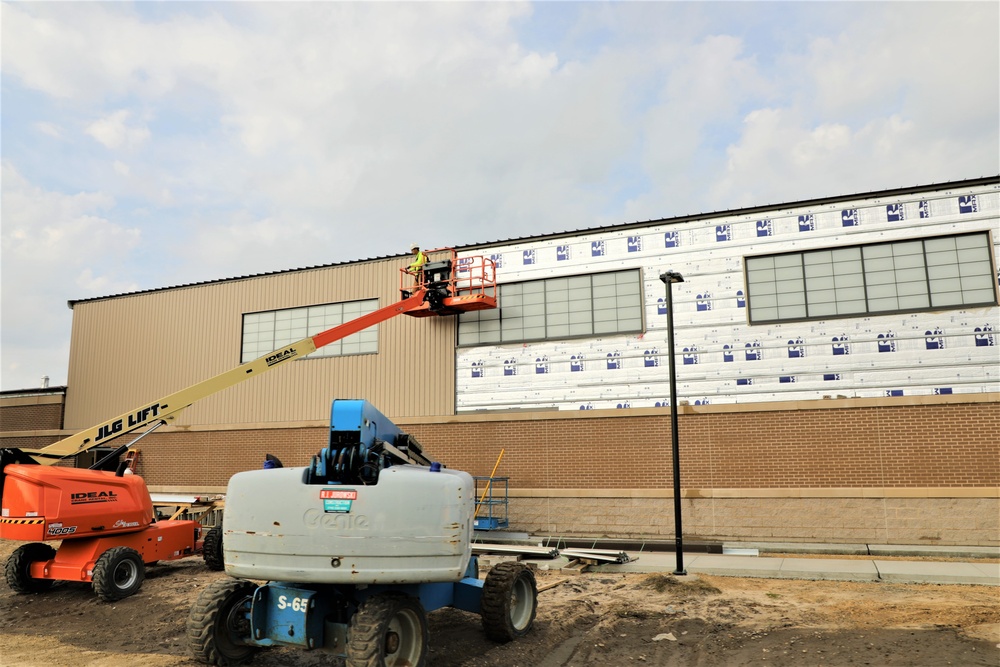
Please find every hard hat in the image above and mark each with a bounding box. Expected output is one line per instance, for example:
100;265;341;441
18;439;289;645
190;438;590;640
410;243;420;250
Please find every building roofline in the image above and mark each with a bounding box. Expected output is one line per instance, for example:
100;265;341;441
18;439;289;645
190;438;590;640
68;174;999;308
0;386;68;397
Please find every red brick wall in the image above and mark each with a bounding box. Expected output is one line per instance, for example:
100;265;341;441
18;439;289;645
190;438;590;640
404;403;999;489
125;400;998;490
0;402;64;432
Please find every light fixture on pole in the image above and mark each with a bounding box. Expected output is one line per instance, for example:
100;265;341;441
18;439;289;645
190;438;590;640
659;270;686;576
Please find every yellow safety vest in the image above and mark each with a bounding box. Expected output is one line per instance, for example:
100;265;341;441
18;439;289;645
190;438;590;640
408;251;427;273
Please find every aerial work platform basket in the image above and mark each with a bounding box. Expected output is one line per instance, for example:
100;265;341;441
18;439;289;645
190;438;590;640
401;249;497;317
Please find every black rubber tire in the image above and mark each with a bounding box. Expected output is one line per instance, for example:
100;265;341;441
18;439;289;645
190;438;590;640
92;546;145;601
5;542;56;594
480;561;537;643
187;579;259;666
203;525;224;571
347;593;428;667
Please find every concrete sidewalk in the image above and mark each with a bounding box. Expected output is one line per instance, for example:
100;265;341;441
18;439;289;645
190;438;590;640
585;546;1000;586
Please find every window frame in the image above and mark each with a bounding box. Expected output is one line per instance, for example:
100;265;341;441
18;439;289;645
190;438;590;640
744;231;998;325
240;298;380;363
457;268;645;346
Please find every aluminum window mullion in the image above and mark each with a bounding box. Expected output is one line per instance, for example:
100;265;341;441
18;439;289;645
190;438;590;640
860;247;872;316
920;239;933;306
800;253;809;317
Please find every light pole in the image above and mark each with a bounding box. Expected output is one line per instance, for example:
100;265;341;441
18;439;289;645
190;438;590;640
659;270;686;576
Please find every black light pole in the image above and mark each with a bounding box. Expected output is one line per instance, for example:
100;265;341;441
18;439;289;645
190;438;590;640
659;270;686;576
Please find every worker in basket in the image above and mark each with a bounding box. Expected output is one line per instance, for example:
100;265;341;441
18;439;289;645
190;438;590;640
407;243;427;287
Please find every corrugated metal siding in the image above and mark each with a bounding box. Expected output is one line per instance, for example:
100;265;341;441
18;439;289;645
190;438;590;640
64;257;456;430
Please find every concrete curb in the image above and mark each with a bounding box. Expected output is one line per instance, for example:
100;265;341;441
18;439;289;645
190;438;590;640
585;552;999;586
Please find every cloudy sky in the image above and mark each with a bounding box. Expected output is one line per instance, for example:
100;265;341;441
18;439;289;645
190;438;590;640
2;1;998;391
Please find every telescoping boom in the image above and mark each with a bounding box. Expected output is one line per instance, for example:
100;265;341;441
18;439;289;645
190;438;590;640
5;249;496;468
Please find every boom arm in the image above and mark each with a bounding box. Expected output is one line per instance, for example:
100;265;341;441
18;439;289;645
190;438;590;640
16;291;429;465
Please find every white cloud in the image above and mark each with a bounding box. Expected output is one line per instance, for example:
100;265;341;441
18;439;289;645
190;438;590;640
34;121;63;139
0;163;140;388
85;109;151;150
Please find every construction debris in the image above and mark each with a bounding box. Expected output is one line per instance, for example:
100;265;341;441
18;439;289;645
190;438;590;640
472;541;636;574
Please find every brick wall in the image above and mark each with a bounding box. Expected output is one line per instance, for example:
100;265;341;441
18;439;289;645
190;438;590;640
0;401;64;432
403;401;999;489
7;396;996;545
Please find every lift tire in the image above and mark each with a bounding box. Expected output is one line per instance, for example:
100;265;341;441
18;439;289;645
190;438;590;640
347;592;428;667
480;561;537;643
5;542;57;594
203;525;225;571
187;579;259;666
92;546;145;601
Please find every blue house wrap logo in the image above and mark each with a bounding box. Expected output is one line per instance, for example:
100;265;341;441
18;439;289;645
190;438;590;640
522;249;535;265
745;341;763;361
535;356;549;374
974;324;995;346
925;328;945;350
919;200;930;218
715;225;732;242
798;214;815;232
696;293;713;311
657;298;668;316
683;346;699;365
877;332;897;353
756;219;773;237
591;240;606;257
886;203;905;222
787;338;806;358
832;336;851;356
736;290;746;308
628;236;643;252
557;245;571;261
643;349;659;367
471;361;485;378
841;209;859;227
503;359;518;376
959;195;978;213
664;231;680;248
606;352;622;369
570;355;585;372
723;344;735;362
489;253;504;268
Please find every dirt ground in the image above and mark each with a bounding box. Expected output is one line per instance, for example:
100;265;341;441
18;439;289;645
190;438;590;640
1;539;998;667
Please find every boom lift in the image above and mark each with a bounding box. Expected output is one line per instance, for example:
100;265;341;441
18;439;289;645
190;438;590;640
1;252;497;603
187;399;537;667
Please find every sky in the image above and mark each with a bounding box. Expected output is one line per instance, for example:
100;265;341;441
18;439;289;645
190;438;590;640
2;1;998;391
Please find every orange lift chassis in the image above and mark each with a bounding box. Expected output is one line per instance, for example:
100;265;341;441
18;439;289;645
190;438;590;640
0;251;496;601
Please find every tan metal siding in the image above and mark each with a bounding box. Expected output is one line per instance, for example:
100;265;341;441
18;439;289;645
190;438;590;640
64;257;456;431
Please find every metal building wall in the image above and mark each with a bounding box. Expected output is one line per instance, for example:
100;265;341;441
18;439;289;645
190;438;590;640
64;256;456;430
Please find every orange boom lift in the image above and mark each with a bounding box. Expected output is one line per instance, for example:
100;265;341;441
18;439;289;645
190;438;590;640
1;251;495;601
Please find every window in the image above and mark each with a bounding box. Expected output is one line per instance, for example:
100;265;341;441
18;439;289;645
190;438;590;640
458;269;643;345
241;299;379;362
745;232;996;323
